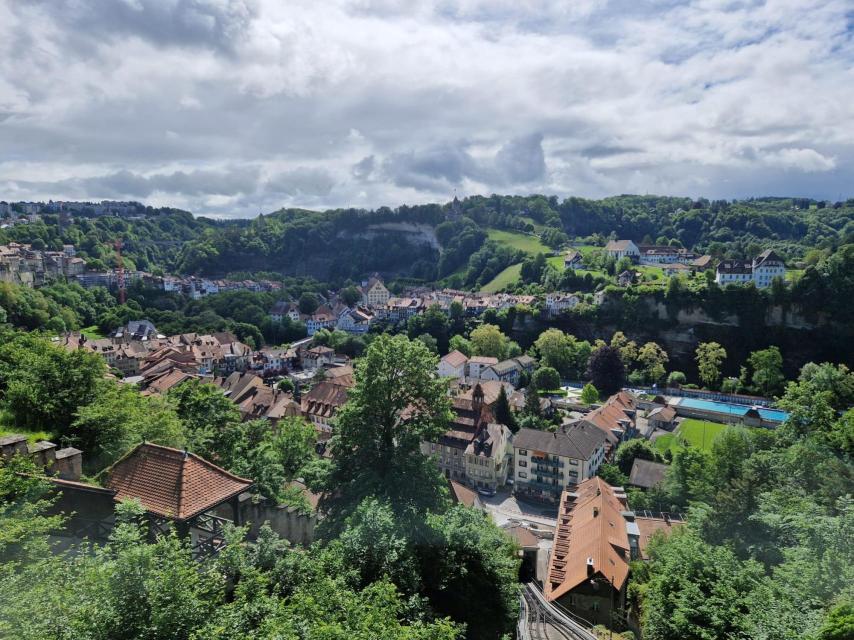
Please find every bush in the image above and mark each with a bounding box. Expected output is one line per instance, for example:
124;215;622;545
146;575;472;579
533;366;561;391
667;371;687;386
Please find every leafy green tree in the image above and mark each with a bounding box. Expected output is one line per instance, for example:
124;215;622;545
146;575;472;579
340;286;361;307
524;379;541;417
580;383;599;404
415;332;438;354
169;380;242;460
748;346;785;396
641;528;762;640
816;601;854;640
586;345;625;395
421;506;521;640
71;382;184;470
493;385;518;433
696;341;727;389
610;331;638;368
797;362;854;410
448;334;472;356
667;371;686;386
615;438;663;475
597;462;628;486
298;292;319;315
469;323;510;359
637;341;668;384
533;366;560;391
320;334;452;533
0;330;105;433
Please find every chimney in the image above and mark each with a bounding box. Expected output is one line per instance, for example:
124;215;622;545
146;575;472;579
0;434;28;460
593;507;599;517
586;557;594;576
55;447;83;481
28;441;57;473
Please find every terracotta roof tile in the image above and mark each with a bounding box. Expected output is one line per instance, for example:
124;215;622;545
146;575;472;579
544;478;630;602
105;443;252;521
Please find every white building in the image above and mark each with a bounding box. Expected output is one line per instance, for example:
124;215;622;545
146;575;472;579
715;249;786;289
438;350;469;378
512;422;607;503
604;240;640;261
359;276;390;308
466;356;499;380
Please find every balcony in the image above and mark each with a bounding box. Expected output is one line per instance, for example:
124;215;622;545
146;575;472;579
531;455;564;468
533;466;560;478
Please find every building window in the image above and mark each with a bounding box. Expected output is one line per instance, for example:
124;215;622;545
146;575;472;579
519;460;527;467
519;472;527;479
519;449;527;456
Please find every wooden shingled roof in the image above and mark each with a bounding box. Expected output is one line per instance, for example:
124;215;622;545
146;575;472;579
104;443;252;522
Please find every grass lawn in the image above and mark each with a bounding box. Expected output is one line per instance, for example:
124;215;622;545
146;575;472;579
679;418;732;451
546;255;608;278
652;433;679;455
80;325;107;340
0;428;55;444
480;262;522;293
485;228;550;255
519;216;546;232
653;418;742;455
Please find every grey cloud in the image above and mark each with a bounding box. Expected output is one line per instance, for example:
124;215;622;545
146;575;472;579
382;134;547;192
494;134;547;183
351;155;376;181
383;144;476;191
22;0;256;51
11;167;262;200
265;168;335;197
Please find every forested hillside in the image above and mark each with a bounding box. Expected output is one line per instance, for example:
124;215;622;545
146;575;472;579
3;196;851;286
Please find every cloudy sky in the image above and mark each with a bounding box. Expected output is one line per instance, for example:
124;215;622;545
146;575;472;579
0;0;852;217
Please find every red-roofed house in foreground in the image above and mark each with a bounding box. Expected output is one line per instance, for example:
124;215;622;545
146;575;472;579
104;442;253;556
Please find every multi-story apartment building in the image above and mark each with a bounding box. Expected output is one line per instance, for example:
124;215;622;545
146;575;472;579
715;249;786;289
512;422;607;503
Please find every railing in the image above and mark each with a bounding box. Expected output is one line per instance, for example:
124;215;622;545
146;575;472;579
533;466;561;479
531;455;564;468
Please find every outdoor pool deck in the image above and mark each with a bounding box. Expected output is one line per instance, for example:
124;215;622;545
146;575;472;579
669;396;789;424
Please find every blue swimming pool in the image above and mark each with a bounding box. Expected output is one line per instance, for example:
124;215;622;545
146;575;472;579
677;398;789;423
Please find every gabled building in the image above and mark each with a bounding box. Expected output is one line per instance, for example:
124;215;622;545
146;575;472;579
512;422;607;503
715;249;785;289
581;391;639;457
467;356;499;380
359;276;390;308
544;478;630;625
604;240;640;261
438;349;469;379
104;443;253;555
422;381;513;485
563;250;583;269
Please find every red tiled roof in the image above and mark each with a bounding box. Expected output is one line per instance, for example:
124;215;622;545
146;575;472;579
545;477;630;602
104;443;253;521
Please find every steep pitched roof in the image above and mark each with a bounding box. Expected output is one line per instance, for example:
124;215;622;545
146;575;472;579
441;349;469;368
545;478;630;602
605;240;636;251
104;443;252;521
514;422;606;460
628;459;669;489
